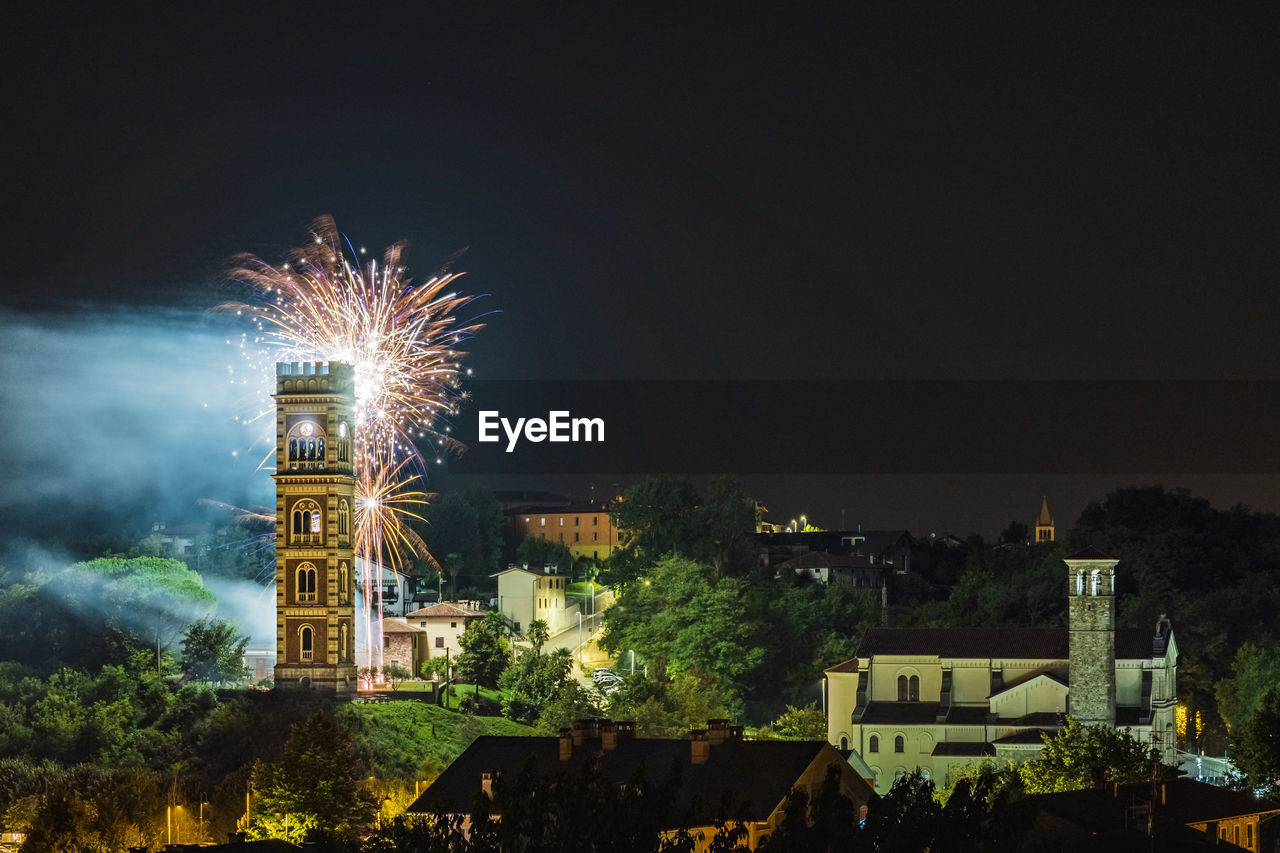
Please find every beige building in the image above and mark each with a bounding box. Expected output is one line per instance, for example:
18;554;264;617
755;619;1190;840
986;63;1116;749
405;601;487;659
492;564;575;635
381;617;428;675
825;549;1177;792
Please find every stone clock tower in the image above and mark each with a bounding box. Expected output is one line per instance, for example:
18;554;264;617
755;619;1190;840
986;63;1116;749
273;361;358;694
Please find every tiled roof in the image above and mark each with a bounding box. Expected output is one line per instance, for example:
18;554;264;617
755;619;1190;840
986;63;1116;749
381;617;427;634
856;627;1161;661
408;735;854;825
932;742;995;757
858;702;943;725
1064;546;1117;561
1120;778;1280;823
824;657;859;674
406;602;486;619
491;565;567;578
992;728;1053;745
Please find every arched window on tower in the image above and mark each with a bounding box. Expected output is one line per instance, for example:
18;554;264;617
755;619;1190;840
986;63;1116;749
300;625;314;662
1076;571;1085;595
338;561;349;603
286;421;326;471
338;500;350;541
1090;569;1101;596
292;500;322;545
909;675;920;702
339;623;349;662
296;563;317;602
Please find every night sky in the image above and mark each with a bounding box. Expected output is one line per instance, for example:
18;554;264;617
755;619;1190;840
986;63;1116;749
3;4;1279;541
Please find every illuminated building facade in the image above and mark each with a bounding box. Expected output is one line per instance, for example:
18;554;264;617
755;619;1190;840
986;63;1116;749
507;501;620;560
272;361;358;694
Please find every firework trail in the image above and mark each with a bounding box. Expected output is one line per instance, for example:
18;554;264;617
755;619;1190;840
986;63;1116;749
227;216;487;674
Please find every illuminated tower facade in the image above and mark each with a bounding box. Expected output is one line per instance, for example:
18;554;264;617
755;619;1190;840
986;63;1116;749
273;361;357;694
1065;548;1117;726
1035;496;1055;542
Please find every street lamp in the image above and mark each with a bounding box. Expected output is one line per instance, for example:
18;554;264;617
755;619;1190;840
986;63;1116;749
800;514;807;531
628;649;635;675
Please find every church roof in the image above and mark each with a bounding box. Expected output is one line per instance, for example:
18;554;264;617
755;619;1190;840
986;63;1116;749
1064;545;1117;561
855;627;1160;661
1036;496;1053;526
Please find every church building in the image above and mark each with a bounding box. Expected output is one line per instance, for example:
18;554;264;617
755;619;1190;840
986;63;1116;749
824;549;1177;792
272;361;358;694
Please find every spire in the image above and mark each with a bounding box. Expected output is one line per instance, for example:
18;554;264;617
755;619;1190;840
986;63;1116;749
1035;497;1055;543
1036;496;1053;526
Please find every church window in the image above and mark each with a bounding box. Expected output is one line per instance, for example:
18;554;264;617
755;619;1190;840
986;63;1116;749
894;735;904;753
289;438;299;461
1090;569;1101;595
286;421;326;470
1076;571;1084;595
317;438;325;460
868;735;879;753
897;675;908;701
291;500;322;545
841;736;849;750
339;623;348;661
296;563;317;602
909;675;920;701
300;625;314;661
338;500;350;540
338;562;349;603
920;768;931;781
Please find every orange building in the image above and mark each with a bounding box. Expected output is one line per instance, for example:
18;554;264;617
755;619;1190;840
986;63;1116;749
507;501;620;560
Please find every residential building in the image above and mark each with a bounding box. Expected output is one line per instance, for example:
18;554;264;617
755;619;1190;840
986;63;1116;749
756;530;916;575
824;549;1177;793
407;719;874;851
271;361;358;694
1010;778;1280;852
381;617;428;675
492;564;577;635
405;601;487;659
779;552;887;590
506;501;620;560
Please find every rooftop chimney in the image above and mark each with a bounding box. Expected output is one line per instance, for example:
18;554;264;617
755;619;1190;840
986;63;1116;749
481;770;496;797
601;720;635;751
690;729;711;765
559;728;573;761
707;719;731;745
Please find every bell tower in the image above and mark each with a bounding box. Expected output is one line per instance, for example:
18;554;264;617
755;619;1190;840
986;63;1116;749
1065;547;1118;726
273;361;357;694
1035;496;1055;542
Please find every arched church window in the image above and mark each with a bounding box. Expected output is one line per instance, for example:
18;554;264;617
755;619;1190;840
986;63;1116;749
296;563;317;602
1090;569;1101;595
300;625;314;661
897;675;908;702
909;675;920;702
338;500;350;540
286;421;326;470
339;623;349;662
339;561;349;603
291;500;322;545
868;735;879;753
894;735;904;753
1076;571;1084;595
841;736;849;750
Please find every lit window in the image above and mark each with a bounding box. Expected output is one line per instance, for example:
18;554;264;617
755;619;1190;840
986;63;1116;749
540;518;546;526
311;511;321;533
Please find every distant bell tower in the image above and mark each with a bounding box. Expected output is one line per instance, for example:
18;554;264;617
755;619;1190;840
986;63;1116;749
273;361;357;694
1065;548;1118;726
1035;496;1055;542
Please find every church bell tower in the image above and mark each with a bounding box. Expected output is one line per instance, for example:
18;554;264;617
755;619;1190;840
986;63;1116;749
1065;547;1118;726
273;361;358;694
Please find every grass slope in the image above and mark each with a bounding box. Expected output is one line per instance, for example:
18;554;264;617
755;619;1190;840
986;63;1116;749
339;701;536;782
